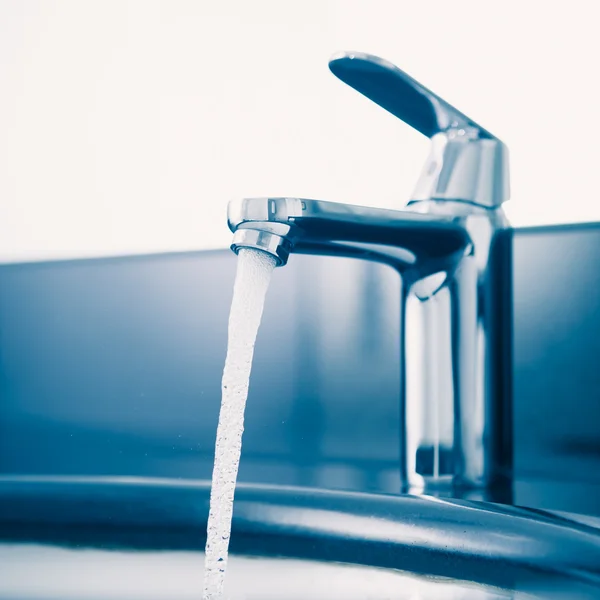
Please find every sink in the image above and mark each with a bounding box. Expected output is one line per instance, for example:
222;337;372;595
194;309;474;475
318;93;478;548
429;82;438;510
1;477;599;599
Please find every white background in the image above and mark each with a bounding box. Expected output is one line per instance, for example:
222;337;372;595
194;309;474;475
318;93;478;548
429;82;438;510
1;0;599;263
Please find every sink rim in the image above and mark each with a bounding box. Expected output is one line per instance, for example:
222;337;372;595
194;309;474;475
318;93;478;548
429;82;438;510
1;475;599;596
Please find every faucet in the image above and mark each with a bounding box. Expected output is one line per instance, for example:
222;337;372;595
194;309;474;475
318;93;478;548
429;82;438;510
227;52;512;495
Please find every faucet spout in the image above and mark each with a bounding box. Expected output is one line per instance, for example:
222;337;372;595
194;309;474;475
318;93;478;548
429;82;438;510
228;197;471;273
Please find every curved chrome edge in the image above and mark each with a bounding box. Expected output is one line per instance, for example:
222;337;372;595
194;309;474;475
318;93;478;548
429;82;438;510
0;477;599;592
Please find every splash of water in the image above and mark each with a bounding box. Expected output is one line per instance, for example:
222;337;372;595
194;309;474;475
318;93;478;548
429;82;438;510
203;248;277;600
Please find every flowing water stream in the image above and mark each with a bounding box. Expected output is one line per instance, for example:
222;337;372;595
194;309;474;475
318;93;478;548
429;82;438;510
203;248;278;600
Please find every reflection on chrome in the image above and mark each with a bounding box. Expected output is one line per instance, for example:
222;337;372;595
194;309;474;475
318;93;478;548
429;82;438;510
238;502;532;558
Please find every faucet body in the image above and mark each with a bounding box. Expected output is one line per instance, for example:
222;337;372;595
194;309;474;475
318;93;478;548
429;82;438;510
228;52;512;493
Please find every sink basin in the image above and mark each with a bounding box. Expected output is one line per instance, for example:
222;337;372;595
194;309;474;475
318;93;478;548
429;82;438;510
1;477;600;599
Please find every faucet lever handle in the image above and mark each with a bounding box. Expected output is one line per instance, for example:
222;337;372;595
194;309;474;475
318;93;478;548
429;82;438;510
328;51;494;140
328;51;509;207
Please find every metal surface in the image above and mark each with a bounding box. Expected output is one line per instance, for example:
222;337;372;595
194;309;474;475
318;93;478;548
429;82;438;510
228;52;512;493
1;477;600;599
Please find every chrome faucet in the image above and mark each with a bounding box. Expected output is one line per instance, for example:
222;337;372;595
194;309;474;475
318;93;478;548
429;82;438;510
227;52;512;494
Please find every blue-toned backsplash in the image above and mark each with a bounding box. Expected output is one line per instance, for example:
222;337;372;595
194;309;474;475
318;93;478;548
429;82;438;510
1;224;599;513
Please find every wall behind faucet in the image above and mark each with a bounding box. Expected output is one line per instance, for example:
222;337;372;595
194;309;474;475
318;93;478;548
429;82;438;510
1;0;599;264
1;223;600;515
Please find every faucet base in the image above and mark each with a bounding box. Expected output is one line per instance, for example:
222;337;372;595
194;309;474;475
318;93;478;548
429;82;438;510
405;478;514;505
404;474;454;497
